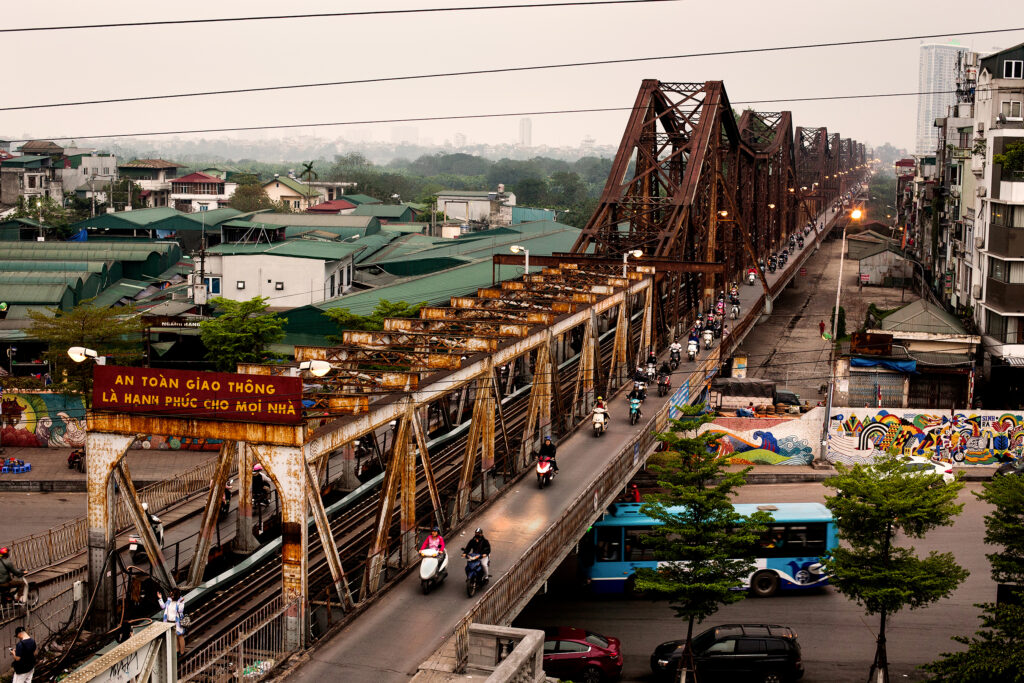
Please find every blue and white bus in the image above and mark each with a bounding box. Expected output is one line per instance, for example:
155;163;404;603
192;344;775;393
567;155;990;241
582;502;838;597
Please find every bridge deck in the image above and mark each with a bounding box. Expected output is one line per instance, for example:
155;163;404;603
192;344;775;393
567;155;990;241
289;197;857;681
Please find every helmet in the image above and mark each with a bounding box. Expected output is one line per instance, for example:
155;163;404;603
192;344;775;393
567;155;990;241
597;396;603;401
0;547;8;556
475;527;483;534
142;502;149;512
253;464;263;472
431;526;440;532
544;435;552;441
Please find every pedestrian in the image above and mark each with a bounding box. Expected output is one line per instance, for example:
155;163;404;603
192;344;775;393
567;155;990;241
630;484;641;502
10;626;35;683
819;320;826;337
157;588;186;655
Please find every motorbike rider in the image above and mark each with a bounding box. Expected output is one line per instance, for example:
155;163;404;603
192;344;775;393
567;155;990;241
538;435;559;472
251;464;272;503
463;528;492;580
593;397;609;428
633;365;648;383
659;360;672;380
421;526;446;553
689;326;700;343
646;349;658;368
141;502;162;542
0;547;25;596
669;338;682;357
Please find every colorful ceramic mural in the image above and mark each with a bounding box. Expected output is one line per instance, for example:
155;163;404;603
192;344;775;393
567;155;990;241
129;435;222;451
828;409;1023;466
698;408;823;466
0;392;87;448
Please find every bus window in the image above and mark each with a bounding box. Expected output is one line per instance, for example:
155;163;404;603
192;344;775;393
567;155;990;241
759;526;787;555
595;526;622;562
625;526;657;561
783;523;827;554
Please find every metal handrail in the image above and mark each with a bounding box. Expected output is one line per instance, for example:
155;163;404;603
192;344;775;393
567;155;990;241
3;455;232;575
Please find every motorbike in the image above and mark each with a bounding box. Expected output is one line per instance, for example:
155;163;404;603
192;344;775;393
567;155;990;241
592;408;608;437
219;479;233;517
419;547;449;594
789;235;796;249
747;270;756;285
67;449;85;473
731;302;741;320
797;235;804;248
536;456;555;488
632;380;647;401
687;340;698;362
657;374;671;397
128;515;164;566
629;397;642;425
0;578;38;616
462;549;487;598
703;328;714;349
645;362;657;382
768;257;777;273
715;300;725;316
669;348;681;369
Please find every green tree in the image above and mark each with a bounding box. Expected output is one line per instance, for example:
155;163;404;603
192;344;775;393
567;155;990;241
922;474;1024;682
829;305;847;339
994;139;1024;177
824;457;968;683
228;181;287;213
299;160;319;184
633;403;770;682
513;176;547;205
10;195;74;234
323;299;426;339
26;299;145;398
199;297;285;371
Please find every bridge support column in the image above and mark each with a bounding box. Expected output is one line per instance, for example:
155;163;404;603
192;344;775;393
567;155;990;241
233;443;260;554
250;444;307;650
113;458;177;591
85;431;134;634
571;312;597;421
607;301;630;393
518;344;554;470
185;441;236;587
763;295;774;316
455;367;495;522
305;460;354;611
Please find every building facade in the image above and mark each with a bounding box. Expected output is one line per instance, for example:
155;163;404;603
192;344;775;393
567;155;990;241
170;172;236;212
119;159;185;208
916;43;968;154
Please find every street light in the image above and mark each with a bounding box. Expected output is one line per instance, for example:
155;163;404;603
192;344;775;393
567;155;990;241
510;244;529;276
67;346;105;365
622;249;643;277
298;360;332;377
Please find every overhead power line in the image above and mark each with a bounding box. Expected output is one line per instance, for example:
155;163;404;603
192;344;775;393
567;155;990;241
0;0;675;34
2;88;988;143
0;26;1021;114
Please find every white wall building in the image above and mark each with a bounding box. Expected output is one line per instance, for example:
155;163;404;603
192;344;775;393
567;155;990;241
916;43;968;154
437;188;517;224
203;240;363;308
170;172;237;213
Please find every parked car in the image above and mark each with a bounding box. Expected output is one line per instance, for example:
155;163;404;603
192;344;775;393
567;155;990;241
542;627;622;683
890;456;955;484
994;458;1024;478
650;623;803;682
774;389;801;408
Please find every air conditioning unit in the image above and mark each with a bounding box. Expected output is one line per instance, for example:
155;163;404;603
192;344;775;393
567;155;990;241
972;284;982;299
977;186;987;197
975;236;985;249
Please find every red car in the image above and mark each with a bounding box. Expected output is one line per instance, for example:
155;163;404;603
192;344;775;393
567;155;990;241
542;627;622;682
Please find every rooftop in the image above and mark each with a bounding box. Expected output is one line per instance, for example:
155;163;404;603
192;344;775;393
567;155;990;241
208;240;364;261
880;300;967;336
339;193;382;205
172;172;224;184
264;175;322;198
120;159;184;169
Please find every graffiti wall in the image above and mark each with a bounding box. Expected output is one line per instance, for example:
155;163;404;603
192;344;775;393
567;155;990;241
128;435;222;452
697;408;823;466
828;409;1023;466
0;392;87;448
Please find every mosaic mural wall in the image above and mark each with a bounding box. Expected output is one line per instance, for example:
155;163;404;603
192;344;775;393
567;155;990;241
827;409;1023;466
0;392;87;448
697;408;823;466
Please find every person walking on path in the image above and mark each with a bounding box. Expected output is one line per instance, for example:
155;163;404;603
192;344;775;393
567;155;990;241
819;320;826;337
157;588;186;655
10;626;35;683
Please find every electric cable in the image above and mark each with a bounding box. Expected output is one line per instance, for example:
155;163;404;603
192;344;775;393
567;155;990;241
0;0;677;34
1;26;1020;114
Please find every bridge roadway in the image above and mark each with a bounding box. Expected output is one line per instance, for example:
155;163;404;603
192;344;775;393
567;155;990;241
289;196;860;681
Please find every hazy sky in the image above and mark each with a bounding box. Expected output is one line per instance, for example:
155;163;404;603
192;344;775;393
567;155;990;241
2;1;1020;152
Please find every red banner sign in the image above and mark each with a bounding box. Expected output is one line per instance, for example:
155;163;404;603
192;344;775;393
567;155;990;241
92;366;303;424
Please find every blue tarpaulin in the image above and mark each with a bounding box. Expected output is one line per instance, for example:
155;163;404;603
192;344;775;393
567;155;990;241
850;357;917;373
66;229;87;241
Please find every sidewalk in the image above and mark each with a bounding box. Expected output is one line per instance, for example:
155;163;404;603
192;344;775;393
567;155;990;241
0;446;215;492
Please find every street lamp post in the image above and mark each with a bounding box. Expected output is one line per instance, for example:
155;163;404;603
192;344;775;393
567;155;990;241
510;244;529;276
818;207;862;463
622;249;643;278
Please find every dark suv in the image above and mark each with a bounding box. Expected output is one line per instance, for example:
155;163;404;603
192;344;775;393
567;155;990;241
650;623;803;682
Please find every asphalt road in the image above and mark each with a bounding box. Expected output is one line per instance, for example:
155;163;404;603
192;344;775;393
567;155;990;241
513;481;996;682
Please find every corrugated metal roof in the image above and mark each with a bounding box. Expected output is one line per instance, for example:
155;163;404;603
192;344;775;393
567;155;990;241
349;233;403;263
881;300;966;335
1;155;49;167
71;207;180;229
283;225;367;239
1;283;76;308
89;279;151;307
208;240;363;260
119;159;184;169
173;172;223;184
249;213;377;229
351;204;413;220
339;194;382;205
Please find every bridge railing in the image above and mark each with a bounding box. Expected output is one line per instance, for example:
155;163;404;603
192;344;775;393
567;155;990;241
4;455;230;575
446;402;671;670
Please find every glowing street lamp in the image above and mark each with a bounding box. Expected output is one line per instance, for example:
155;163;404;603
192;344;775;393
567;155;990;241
622;249;643;277
510;244;529;276
67;346;105;365
298;360;332;377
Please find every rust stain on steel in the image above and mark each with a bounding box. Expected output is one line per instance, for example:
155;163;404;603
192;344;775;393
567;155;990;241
328;396;370;414
87;412;304;446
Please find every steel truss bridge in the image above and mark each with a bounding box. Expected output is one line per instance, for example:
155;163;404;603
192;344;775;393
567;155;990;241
70;79;868;681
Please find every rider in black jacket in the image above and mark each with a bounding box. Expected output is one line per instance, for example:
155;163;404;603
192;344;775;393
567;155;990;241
464;528;492;579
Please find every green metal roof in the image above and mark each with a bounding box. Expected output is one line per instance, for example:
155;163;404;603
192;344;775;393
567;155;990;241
147;207;243;232
1;155;49;167
1;283;76;310
351;204;414;220
265;176;321;198
324;259;496;315
283;225;366;240
339;194;382;205
88;279;152;308
208;240;364;260
379;223;429;234
348;233;403;263
70;207;180;231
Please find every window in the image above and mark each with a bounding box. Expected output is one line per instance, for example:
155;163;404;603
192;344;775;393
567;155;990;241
584;633;609;648
236;280;246;290
27;176;36;189
766;640;789;654
736;639;766;655
989;257;1024;284
203;276;221;294
329;273;336;298
987;311;1022;344
1004;60;1024;79
293;200;300;209
543;641;558;654
594;526;621;562
1002;101;1023;120
102;167;109;175
706;640;736;655
558;641;590;653
199;204;209;211
625;526;657;561
274;282;284;290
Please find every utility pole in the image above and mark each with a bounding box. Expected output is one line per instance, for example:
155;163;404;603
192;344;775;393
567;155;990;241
199;212;207;316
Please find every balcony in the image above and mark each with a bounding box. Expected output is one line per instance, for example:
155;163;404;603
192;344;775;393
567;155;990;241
988;225;1024;258
986;277;1024;313
1000;179;1024;203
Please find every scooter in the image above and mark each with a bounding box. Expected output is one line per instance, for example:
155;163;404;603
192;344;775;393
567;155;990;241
797;235;804;249
669;348;681;370
0;578;38;617
219;479;233;517
703;328;714;349
645;363;657;383
462;549;487;598
67;449;85;473
768;257;777;273
129;508;165;565
537;457;555;488
592;408;608;437
629;397;643;425
747;270;756;285
419;548;449;594
731;302;741;320
657;374;671;397
632;380;647;401
687;339;698;362
715;300;725;316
